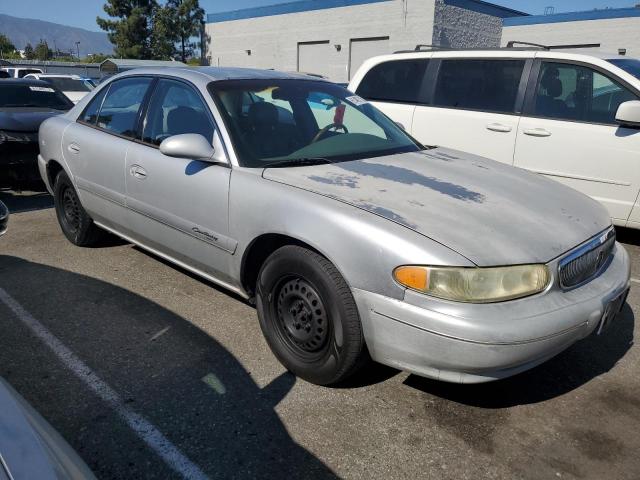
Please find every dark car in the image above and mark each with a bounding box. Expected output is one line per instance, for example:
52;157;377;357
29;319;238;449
0;79;73;188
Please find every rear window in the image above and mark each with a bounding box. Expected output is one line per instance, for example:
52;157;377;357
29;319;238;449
17;69;43;78
433;59;525;114
356;59;428;103
43;77;93;92
0;84;73;110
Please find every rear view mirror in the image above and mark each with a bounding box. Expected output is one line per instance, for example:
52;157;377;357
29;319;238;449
395;121;406;131
615;100;640;128
160;134;227;164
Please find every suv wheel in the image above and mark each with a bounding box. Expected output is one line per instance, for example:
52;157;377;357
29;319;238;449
256;245;368;385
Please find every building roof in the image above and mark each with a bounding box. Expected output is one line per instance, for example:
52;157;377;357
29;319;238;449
99;58;187;73
207;0;527;23
504;6;640;27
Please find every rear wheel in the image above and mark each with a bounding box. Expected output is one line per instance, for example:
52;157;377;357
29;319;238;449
256;245;368;385
53;170;106;246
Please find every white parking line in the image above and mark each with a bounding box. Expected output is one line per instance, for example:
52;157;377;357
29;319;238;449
0;288;209;480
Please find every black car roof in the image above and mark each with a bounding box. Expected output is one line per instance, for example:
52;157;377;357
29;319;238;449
0;78;58;87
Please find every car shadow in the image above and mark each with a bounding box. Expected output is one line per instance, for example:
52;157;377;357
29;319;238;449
0;188;53;213
0;255;337;479
403;302;635;408
615;226;640;247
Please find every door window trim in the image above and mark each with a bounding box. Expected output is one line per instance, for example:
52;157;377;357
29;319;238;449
419;57;532;116
522;58;640;127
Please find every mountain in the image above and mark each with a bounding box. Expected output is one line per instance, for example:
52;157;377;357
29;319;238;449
0;14;113;56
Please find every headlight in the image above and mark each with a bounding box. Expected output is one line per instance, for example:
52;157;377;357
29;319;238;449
393;264;550;303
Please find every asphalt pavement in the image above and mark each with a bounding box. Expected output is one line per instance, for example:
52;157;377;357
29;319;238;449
1;189;639;480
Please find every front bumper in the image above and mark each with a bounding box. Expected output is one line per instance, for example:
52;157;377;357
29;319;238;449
353;243;631;383
0;135;41;186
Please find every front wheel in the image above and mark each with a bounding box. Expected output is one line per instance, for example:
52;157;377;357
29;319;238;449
53;170;106;247
256;245;368;386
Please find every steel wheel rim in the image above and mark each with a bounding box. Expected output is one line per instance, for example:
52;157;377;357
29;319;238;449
61;187;81;232
274;276;330;356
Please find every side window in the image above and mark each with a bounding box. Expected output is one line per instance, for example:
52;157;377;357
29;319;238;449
356;59;428;103
142;79;215;146
80;87;108;125
97;77;152;137
533;62;638;124
433;59;526;113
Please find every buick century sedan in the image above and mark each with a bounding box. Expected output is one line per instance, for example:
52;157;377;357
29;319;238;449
38;67;631;385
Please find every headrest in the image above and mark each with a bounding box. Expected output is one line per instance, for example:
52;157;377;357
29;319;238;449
541;68;563;98
248;102;278;128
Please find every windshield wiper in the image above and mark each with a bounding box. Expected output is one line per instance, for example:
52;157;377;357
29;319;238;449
261;157;334;168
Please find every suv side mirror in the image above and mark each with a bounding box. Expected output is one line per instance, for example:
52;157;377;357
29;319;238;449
615;100;640;128
160;133;228;165
0;200;8;236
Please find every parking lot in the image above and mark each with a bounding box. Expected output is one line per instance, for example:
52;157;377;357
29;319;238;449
1;188;639;480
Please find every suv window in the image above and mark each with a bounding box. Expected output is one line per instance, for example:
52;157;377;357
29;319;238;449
533;62;638;124
433;59;525;113
142;79;214;146
355;59;428;103
96;77;152;137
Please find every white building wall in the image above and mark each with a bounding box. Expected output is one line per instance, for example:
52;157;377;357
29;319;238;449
205;0;437;83
432;0;503;48
502;17;640;57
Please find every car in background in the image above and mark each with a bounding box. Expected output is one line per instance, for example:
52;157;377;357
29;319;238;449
348;46;640;230
1;67;44;78
38;67;629;385
0;377;96;479
0;200;7;235
0;70;10;79
24;74;95;104
0;78;74;188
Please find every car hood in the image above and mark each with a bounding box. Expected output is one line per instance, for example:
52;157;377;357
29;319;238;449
0;108;64;132
263;148;611;266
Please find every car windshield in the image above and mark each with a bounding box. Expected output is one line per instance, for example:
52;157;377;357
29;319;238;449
608;58;640;80
0;84;74;110
208;79;423;167
44;77;93;92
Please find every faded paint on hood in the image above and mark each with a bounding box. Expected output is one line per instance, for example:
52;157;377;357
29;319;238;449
263;148;611;266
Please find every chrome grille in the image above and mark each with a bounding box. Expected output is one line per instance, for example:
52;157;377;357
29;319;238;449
559;228;616;289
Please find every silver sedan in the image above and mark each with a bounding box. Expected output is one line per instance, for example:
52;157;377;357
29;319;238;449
38;67;630;385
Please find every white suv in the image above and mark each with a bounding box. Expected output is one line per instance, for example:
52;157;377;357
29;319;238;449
348;46;640;230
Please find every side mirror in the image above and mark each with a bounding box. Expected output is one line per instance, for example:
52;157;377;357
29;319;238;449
159;133;228;164
0;200;8;236
615;100;640;128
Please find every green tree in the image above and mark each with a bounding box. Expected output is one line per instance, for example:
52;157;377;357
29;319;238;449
0;34;20;59
167;0;204;62
150;4;177;60
34;40;52;61
97;0;157;59
23;43;34;60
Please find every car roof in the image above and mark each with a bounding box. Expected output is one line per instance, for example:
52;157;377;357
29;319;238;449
111;66;329;84
0;78;59;86
27;74;82;79
377;48;632;61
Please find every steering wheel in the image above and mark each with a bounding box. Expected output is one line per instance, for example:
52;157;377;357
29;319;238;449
311;123;349;143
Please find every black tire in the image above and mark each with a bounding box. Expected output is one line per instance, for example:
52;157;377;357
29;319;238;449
256;245;368;386
53;170;106;247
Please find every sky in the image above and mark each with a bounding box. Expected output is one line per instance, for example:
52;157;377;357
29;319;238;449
0;0;638;32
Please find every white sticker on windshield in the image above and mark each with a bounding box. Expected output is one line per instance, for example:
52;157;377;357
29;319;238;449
29;86;55;92
346;95;368;106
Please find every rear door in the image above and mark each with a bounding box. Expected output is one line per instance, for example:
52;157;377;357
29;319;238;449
353;57;430;133
411;56;530;164
514;59;640;224
62;76;153;232
125;78;234;282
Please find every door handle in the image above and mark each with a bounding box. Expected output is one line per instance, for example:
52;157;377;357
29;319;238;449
129;165;147;179
68;143;80;154
486;123;512;133
523;128;552;137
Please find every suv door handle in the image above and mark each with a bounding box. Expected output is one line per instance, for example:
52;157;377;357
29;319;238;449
68;143;80;154
129;165;147;179
523;128;552;137
486;123;512;133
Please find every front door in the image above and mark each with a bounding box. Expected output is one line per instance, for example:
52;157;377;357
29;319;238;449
514;61;640;224
124;78;234;283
